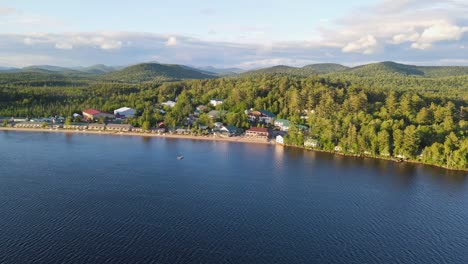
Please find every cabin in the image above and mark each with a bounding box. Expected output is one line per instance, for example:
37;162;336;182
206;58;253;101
220;125;241;137
208;110;227;120
14;122;43;128
114;107;136;118
247;110;276;124
161;100;176;108
88;123;106;130
274;119;290;131
196;105;208;112
151;128;166;134
276;135;284;145
106;123;133;132
64;123;88;130
0;117;13;123
82;109;114;121
304;138;320;148
210;98;224;106
245;127;270;139
13;117;29;122
176;128;189;135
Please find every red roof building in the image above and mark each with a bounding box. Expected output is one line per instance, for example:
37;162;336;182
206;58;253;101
245;127;270;138
82;109;114;120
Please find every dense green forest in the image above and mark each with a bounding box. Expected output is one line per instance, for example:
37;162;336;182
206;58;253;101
0;62;467;170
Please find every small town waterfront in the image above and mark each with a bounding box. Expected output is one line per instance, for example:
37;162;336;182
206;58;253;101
0;131;467;263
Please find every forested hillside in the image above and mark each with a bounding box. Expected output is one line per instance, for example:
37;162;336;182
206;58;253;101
0;62;467;169
101;63;216;82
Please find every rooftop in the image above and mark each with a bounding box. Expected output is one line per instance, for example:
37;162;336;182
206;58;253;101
83;109;101;115
114;107;134;112
247;127;268;133
259;110;276;117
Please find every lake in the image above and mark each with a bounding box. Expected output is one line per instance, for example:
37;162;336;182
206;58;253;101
0;131;467;263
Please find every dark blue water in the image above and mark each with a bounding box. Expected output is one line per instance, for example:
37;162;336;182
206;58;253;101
0;131;467;264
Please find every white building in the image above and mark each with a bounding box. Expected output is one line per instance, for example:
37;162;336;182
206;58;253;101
114;107;136;118
162;100;176;108
276;135;284;145
210;98;224;106
304;138;319;148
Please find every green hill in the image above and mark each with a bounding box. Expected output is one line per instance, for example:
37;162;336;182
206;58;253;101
101;63;216;82
241;65;318;77
303;63;349;73
22;65;79;73
346;61;468;77
80;64;118;74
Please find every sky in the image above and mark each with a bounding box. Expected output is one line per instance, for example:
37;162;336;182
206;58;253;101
0;0;467;68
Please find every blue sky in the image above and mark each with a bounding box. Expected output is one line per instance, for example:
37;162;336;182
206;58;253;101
0;0;467;68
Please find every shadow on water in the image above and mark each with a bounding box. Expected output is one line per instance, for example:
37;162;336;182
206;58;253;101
282;145;466;189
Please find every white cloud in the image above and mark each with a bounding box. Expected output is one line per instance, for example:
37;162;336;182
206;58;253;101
0;6;16;15
411;42;432;50
166;36;177;46
55;42;73;50
342;35;378;54
99;40;122;50
392;33;420;44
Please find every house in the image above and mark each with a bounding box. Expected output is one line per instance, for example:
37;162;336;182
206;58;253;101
274;119;290;131
82;109;114;121
161;100;176;108
220;125;241;137
151;128;166;134
245;127;270;138
64;123;88;130
247;110;276;124
13;117;28;122
258;110;276;124
210;98;224;106
176;128;189;134
88;123;106;130
196;105;208;112
106;123;133;132
214;122;224;129
0;117;13;123
276;135;284;145
304;138;320;148
14;122;43;128
114;107;136;118
297;124;309;132
208;110;227;120
210;99;223;106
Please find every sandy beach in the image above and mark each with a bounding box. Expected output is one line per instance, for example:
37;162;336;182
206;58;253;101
0;127;272;145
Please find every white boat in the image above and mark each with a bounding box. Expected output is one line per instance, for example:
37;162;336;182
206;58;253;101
177;155;184;160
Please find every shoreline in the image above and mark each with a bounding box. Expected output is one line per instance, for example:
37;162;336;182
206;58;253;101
1;127;467;172
0;127;273;145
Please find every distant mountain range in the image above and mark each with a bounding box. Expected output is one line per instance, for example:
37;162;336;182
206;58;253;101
1;61;468;82
100;63;217;82
241;61;468;78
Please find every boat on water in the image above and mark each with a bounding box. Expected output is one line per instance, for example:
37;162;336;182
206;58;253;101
177;155;184;160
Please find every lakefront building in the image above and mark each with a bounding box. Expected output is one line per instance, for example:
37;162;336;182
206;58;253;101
245;127;270;139
114;107;136;118
82;109;114;121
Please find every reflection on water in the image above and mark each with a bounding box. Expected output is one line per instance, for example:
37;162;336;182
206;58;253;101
0;131;467;264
